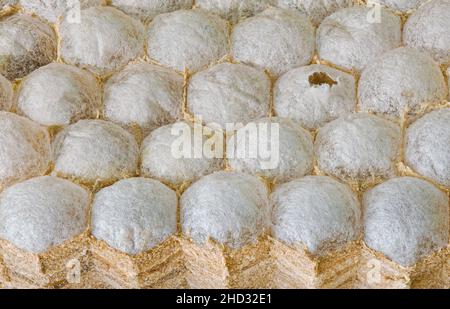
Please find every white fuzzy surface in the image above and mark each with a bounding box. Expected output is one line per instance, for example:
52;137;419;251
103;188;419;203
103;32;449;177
0;0;16;9
274;64;356;130
187;62;270;129
181;171;270;248
52;120;139;184
317;6;401;72
17;63;101;127
227;117;314;184
20;0;105;23
104;62;183;134
405;108;450;188
403;0;450;65
363;177;449;267
92;177;177;255
0;176;89;253
271;176;361;256
196;0;275;24
0;73;13;111
0;112;51;189
376;0;428;12
359;47;447;117
231;7;315;77
147;9;229;73
140;121;223;186
111;0;193;24
277;0;353;26
0;14;56;80
60;6;145;75
315;113;401;181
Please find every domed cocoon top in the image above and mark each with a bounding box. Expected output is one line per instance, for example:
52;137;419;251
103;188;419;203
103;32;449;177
52;120;139;185
196;0;275;24
187;62;270;129
110;0;193;24
60;6;145;75
92;178;178;255
315;113;401;182
403;0;450;65
274;64;356;130
231;8;315;77
358;47;447;117
0;112;51;189
277;0;353;26
0;73;13;111
20;0;105;23
227;117;314;184
317;6;401;72
0;176;90;253
181;171;270;248
16;63;102;127
363;177;449;267
0;14;57;80
405;109;450;188
271;176;361;256
376;0;428;12
147;9;229;73
140;121;224;186
104;63;183;134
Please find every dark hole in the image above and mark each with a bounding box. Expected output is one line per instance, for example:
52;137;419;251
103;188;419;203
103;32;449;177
308;72;338;87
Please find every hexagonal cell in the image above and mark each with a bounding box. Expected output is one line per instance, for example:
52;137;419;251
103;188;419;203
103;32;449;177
317;6;401;72
0;112;51;190
19;0;105;23
227;117;314;184
274;64;356;130
104;62;183;136
0;73;12;111
315;113;401;184
16;63;102;127
231;8;315;77
147;9;229;73
0;14;57;80
59;6;145;75
0;176;90;288
52;120;139;187
110;0;193;24
181;171;270;288
140;121;224;187
268;176;361;288
360;177;449;288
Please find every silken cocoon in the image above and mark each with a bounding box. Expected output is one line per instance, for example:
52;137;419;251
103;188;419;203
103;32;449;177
274;64;356;130
315;113;401;182
140;121;224;186
0;112;51;189
147;9;229;73
405;108;450;188
110;0;193;24
0;14;57;80
196;0;275;24
376;0;428;12
362;177;448;286
16;63;102;127
59;6;145;75
277;0;353;26
52;120;139;186
403;0;450;65
187;62;270;129
0;73;12;111
227;117;314;184
317;6;401;72
231;7;315;77
104;62;183;135
358;47;447;117
19;0;105;23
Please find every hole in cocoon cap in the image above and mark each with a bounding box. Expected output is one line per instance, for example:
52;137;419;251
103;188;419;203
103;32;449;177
309;72;337;88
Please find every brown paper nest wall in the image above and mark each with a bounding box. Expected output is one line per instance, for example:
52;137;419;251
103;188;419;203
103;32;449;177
0;1;449;289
